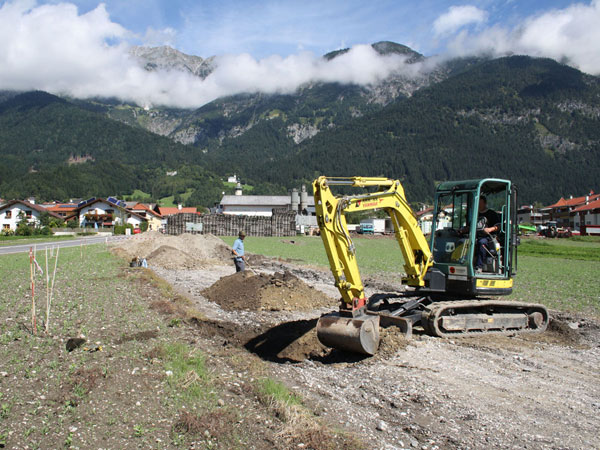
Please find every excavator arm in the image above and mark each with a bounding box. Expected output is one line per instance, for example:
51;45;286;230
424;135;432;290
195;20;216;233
313;176;434;311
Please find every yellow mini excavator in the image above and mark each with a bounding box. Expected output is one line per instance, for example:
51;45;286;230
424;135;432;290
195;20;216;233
313;176;548;355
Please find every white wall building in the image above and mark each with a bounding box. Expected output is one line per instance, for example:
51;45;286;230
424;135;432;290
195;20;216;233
218;185;315;217
219;196;294;216
418;212;451;235
359;218;387;234
571;198;600;235
68;198;146;228
0;200;61;232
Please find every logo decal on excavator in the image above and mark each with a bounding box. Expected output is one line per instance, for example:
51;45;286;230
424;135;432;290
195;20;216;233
356;199;381;208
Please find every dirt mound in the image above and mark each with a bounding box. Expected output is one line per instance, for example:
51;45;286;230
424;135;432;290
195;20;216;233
202;270;336;311
112;232;232;269
376;326;409;357
146;245;196;270
244;319;328;363
519;317;586;347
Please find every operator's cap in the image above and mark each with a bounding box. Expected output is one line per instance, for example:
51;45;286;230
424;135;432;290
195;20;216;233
239;230;246;237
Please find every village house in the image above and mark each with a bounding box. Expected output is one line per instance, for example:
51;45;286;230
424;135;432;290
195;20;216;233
66;198;147;229
154;205;198;216
41;202;79;218
126;202;163;231
152;205;198;231
571;197;600;235
541;191;600;230
0;200;62;232
516;205;548;226
216;185;315;217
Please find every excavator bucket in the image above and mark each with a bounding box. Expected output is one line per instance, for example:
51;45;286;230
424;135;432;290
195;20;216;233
316;313;380;355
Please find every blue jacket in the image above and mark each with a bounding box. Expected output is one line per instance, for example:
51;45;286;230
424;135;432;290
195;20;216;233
232;238;244;259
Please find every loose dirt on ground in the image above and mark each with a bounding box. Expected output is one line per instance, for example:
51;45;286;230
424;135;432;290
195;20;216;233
112;231;232;269
104;233;600;449
202;270;336;311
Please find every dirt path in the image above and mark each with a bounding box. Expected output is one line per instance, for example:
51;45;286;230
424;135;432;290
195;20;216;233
153;257;600;450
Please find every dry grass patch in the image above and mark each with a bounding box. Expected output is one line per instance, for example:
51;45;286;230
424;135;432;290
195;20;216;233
172;409;237;438
256;378;364;450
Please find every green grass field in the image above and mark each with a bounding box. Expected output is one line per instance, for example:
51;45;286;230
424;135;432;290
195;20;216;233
221;235;405;274
0;245;357;448
122;189;153;202
518;237;600;261
0;245;225;448
159;188;194;207
509;255;599;314
222;235;600;316
0;235;76;246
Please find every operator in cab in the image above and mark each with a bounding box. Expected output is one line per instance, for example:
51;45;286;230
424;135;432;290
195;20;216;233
475;196;501;272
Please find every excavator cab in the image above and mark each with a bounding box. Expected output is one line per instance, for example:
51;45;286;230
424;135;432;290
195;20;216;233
429;178;516;296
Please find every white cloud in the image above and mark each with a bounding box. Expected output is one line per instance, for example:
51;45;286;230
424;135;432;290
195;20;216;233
433;5;488;37
207;45;421;98
0;1;427;109
445;0;600;74
2;0;599;111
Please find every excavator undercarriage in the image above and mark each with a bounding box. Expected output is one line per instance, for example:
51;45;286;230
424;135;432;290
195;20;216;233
317;294;549;355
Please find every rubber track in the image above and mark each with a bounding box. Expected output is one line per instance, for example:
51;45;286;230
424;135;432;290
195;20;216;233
422;300;549;338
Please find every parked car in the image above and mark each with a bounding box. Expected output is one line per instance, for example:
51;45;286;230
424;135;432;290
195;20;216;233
358;223;374;235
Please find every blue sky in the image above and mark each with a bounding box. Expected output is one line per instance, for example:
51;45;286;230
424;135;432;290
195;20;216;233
37;0;580;58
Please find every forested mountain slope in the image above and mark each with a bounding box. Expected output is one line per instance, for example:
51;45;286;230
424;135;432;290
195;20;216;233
1;55;598;206
0;91;222;203
208;56;600;204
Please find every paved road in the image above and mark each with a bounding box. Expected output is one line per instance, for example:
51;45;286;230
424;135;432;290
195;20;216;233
0;235;131;256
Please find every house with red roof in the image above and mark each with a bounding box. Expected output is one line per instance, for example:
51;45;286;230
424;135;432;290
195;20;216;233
570;197;600;235
126;203;163;231
540;191;600;230
0;200;62;232
65;198;147;230
43;203;78;218
153;205;198;216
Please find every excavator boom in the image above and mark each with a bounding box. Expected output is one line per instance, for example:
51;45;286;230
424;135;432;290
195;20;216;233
313;176;434;310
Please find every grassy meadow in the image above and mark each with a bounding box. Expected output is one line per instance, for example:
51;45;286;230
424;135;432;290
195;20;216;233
223;235;600;316
0;235;76;246
0;244;361;449
0;245;234;448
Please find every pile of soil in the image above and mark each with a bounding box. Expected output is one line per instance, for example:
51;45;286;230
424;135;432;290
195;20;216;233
202;270;336;311
519;317;585;347
244;319;328;362
112;232;232;269
376;325;409;357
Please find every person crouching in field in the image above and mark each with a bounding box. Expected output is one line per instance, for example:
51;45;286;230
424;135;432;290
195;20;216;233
232;230;246;272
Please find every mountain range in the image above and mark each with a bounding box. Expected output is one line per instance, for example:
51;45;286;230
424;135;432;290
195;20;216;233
0;42;598;206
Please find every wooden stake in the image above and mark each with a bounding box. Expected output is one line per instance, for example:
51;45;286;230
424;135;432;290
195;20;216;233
29;247;37;335
47;246;59;334
45;247;49;333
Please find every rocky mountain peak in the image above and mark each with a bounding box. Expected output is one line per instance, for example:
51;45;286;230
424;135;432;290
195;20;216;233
129;45;215;78
371;41;424;63
324;41;424;63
